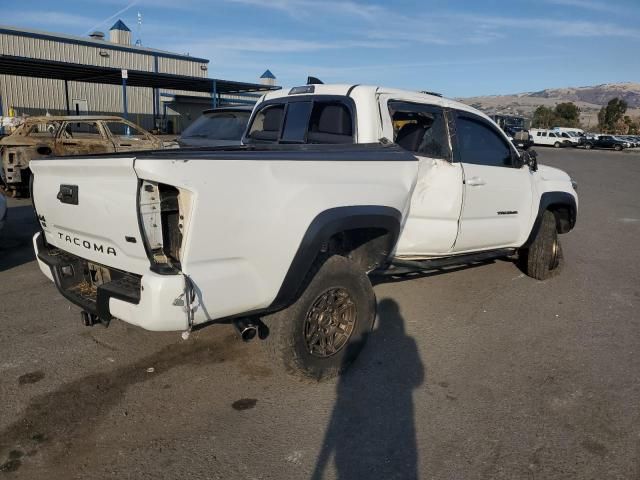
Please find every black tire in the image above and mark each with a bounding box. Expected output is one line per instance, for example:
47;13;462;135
263;255;376;380
520;210;562;280
614;144;622;151
553;141;561;148
584;143;593;150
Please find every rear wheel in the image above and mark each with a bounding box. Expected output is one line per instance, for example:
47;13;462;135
584;143;593;150
520;210;562;280
263;255;376;380
614;144;623;151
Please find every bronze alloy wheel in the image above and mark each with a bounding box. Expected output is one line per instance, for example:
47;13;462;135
304;287;357;358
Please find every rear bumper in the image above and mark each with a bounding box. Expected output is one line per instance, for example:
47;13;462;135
34;232;188;331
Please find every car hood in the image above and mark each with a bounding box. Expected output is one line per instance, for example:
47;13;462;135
537;164;571;182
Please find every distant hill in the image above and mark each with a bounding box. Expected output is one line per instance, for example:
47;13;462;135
459;82;640;129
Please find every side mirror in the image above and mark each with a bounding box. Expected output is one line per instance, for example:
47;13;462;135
522;149;538;171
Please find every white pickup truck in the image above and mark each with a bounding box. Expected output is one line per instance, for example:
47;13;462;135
30;84;578;379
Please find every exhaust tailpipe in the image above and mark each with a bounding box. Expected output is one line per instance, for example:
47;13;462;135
233;318;258;342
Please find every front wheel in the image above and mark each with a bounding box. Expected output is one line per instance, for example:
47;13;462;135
584;143;593;150
263;255;376;380
554;141;561;148
614;144;623;151
519;210;563;280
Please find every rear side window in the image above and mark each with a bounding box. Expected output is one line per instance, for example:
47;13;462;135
247;99;353;144
388;101;449;159
455;115;513;167
106;122;148;139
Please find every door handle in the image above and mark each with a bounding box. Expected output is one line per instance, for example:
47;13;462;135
466;176;486;186
62;142;78;146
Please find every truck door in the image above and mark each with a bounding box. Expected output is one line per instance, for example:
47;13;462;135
451;111;534;252
380;98;463;256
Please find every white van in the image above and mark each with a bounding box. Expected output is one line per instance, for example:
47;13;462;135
530;128;569;147
552;127;583;146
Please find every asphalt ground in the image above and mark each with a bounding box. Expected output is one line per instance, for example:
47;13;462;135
0;147;639;479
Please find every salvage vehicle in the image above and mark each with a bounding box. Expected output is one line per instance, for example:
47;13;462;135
1;116;163;196
0;192;6;233
30;84;578;380
177;106;252;148
582;134;629;150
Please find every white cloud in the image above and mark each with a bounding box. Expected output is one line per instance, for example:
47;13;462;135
543;0;617;12
8;12;98;29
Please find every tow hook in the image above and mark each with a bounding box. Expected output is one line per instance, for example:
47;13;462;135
81;311;109;327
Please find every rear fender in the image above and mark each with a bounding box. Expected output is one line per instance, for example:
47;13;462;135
269;205;401;310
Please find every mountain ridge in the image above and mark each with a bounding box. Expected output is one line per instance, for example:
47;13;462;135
459;82;640;127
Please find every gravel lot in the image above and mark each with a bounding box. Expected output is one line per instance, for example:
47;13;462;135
1;148;639;479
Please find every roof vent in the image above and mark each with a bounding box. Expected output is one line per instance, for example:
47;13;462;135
89;31;105;40
109;19;132;45
260;69;276;86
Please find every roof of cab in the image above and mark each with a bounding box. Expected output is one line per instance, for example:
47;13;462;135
260;84;491;121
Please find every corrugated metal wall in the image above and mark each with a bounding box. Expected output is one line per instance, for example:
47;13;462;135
0;29;210;131
0;32;208;74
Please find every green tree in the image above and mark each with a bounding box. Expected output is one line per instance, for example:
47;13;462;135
554;102;581;127
532;106;557;128
598;97;628;133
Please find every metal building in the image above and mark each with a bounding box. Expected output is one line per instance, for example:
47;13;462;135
0;21;276;133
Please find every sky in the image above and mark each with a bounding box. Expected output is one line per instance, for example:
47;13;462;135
5;0;640;97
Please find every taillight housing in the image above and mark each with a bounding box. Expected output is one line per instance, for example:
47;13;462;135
138;180;185;274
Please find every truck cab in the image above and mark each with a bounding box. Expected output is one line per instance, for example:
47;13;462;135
246;85;574;257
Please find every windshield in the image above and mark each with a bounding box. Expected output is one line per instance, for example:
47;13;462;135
181;111;250;140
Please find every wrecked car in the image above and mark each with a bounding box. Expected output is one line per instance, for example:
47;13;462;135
0;116;163;196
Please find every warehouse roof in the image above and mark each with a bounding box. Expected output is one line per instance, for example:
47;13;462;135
0;54;279;94
0;24;208;63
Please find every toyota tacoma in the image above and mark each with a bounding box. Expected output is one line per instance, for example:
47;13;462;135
30;84;578;379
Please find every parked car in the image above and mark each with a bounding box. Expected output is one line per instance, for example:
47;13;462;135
0;191;6;232
618;136;638;147
582;135;629;150
177;106;252;148
530;128;572;148
0;116;164;196
31;83;578;380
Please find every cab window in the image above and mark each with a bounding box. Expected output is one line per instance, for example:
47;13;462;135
247;99;354;144
387;101;449;159
248;104;285;141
